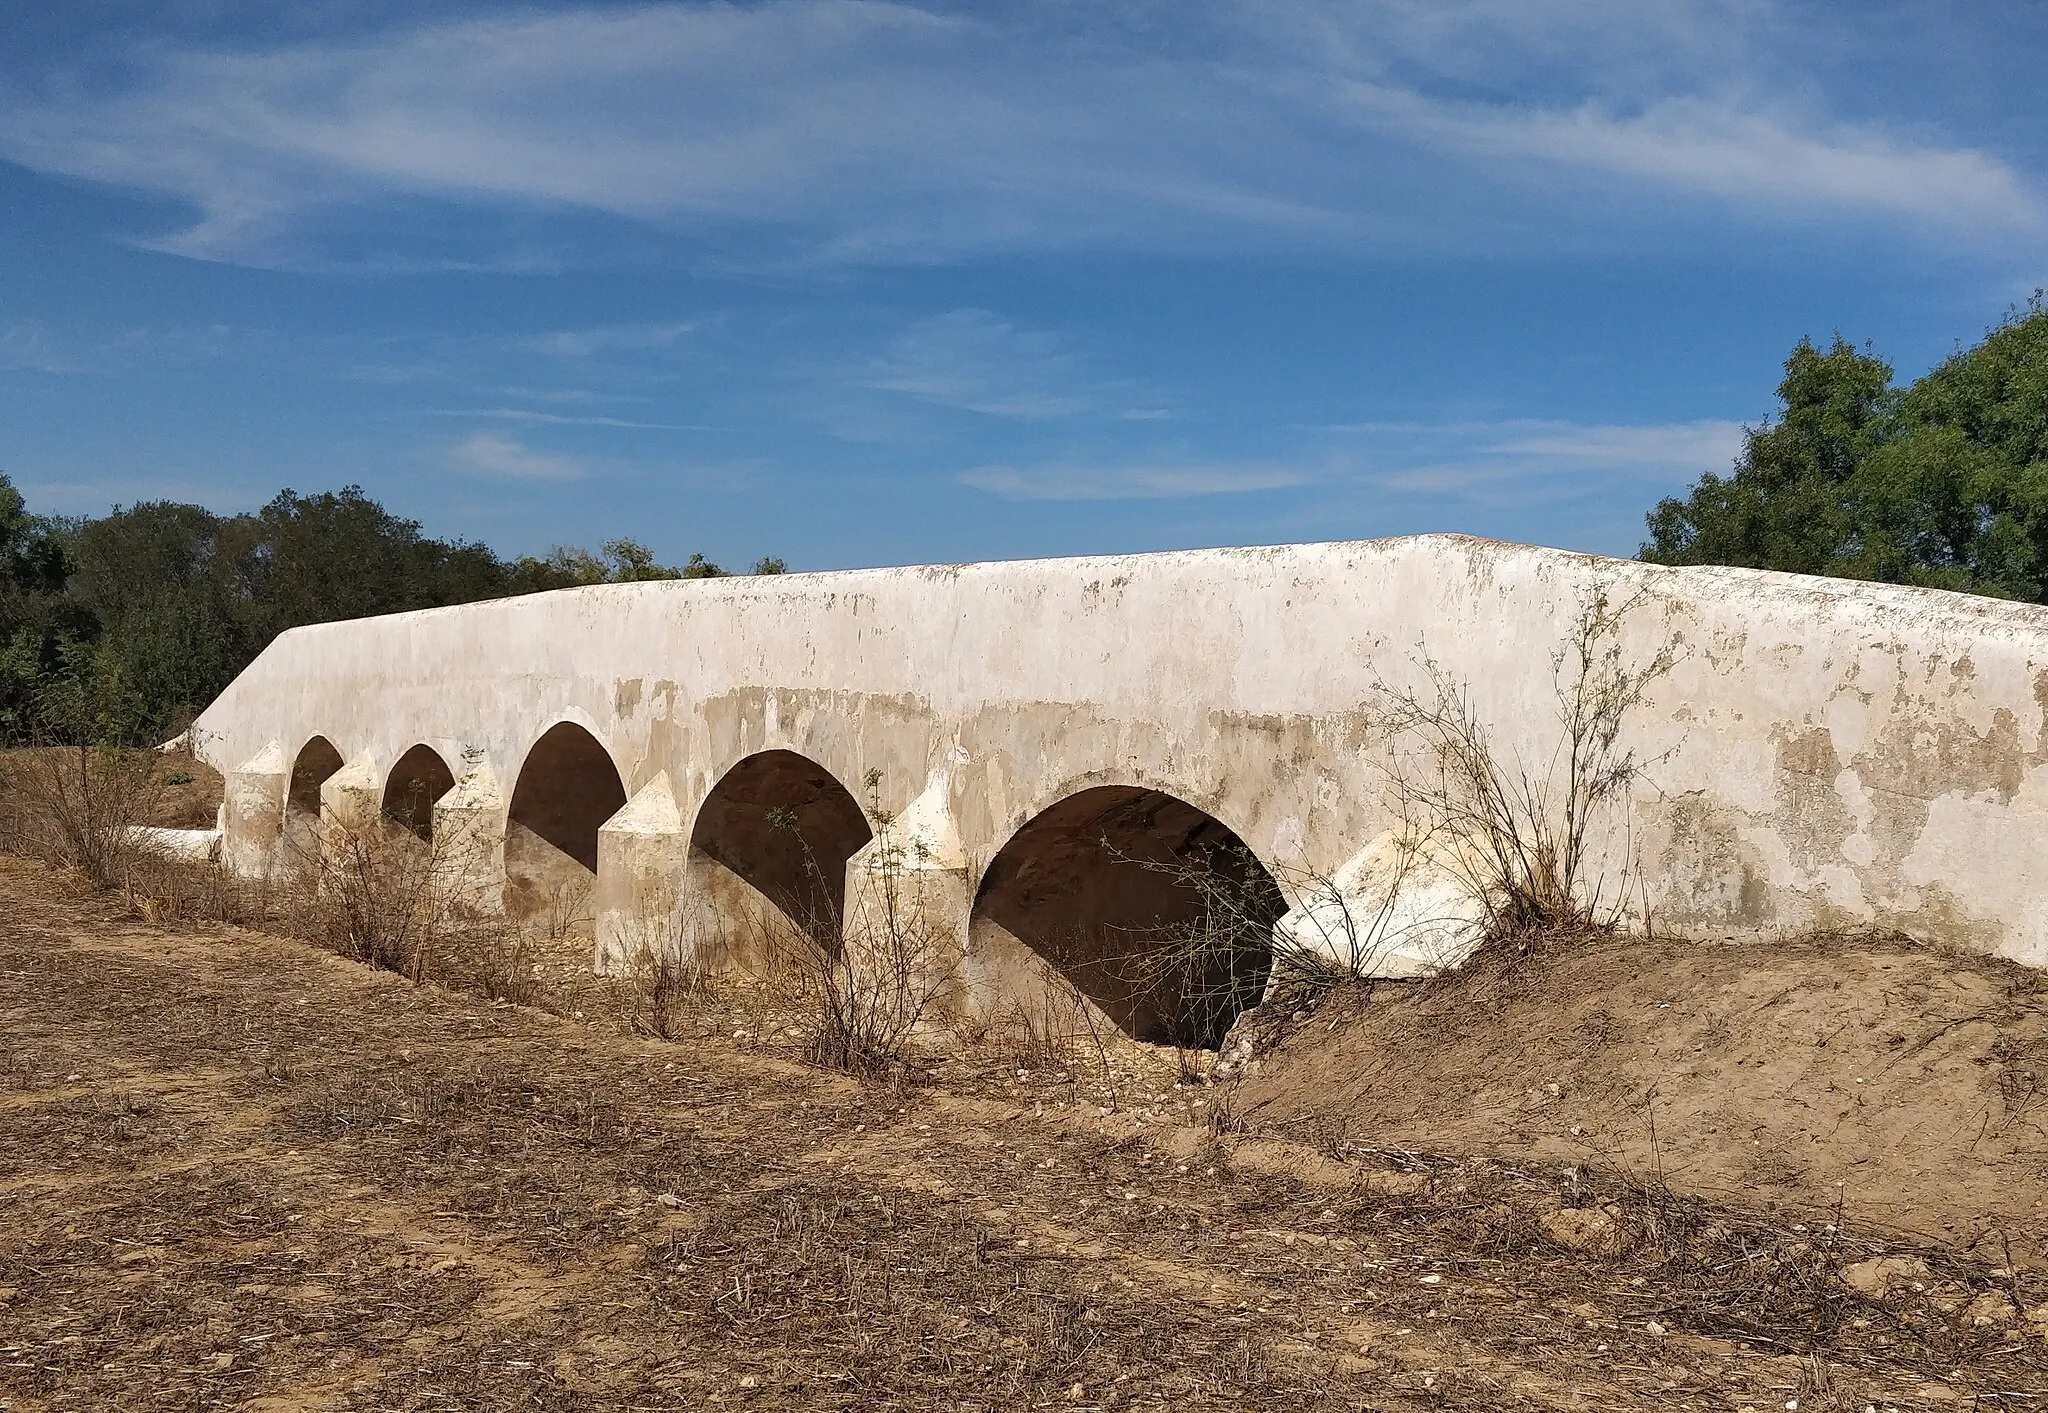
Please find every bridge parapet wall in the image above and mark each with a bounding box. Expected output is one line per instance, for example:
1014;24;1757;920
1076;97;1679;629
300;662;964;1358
195;534;2048;1016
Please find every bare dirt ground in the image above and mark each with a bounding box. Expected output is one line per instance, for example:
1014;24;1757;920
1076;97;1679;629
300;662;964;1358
3;862;2047;1411
0;749;224;830
1234;932;2048;1269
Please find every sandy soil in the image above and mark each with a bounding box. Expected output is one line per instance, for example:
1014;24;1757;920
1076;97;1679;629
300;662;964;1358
2;863;2044;1409
147;752;224;829
0;748;224;829
1233;933;2048;1271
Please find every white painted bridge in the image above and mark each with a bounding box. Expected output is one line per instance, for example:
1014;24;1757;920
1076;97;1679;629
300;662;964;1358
193;534;2048;1043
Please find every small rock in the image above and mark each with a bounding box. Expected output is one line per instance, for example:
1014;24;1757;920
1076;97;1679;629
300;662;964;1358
1839;1255;1930;1299
1964;1290;2017;1328
1539;1205;1619;1253
1644;1321;1667;1336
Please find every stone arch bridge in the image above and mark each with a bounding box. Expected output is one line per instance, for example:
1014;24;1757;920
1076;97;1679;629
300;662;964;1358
193;535;2048;1044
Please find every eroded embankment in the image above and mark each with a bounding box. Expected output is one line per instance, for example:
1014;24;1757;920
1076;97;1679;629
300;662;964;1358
1231;933;2048;1267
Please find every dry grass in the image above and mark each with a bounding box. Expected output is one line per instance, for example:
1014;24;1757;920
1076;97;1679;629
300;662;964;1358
4;858;2044;1410
0;743;165;887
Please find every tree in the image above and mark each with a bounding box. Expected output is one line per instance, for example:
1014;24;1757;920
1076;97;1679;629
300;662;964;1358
0;473;80;739
0;473;787;744
1643;296;2048;601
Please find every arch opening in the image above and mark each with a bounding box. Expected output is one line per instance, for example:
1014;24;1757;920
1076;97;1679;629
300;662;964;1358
688;750;873;958
970;787;1282;1049
382;744;456;842
287;736;344;818
506;722;627;919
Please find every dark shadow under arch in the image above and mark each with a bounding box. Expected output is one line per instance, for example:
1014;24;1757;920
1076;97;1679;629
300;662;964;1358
970;786;1283;1048
288;736;344;817
690;750;873;945
509;722;627;875
382;744;456;841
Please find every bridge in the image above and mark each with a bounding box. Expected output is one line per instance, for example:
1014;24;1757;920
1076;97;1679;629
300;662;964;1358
192;534;2048;1043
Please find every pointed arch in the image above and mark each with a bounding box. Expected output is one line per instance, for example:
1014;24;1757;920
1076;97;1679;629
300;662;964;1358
505;721;627;918
287;735;344;818
969;786;1282;1048
382;744;456;842
689;749;872;948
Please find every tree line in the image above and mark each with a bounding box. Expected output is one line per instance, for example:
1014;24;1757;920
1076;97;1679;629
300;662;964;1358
1644;294;2048;598
0;480;783;746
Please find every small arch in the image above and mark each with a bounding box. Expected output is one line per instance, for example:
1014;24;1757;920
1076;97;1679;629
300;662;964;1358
970;786;1283;1048
382;744;456;841
505;722;628;920
287;735;344;817
689;750;873;950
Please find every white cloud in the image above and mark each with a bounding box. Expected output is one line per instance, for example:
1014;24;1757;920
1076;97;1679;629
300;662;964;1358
431;408;709;431
448;432;585;480
0;1;2032;268
863;310;1094;419
960;461;1306;501
1358;418;1745;507
1395;96;2036;228
509;322;697;358
1485;419;1746;468
0;323;87;374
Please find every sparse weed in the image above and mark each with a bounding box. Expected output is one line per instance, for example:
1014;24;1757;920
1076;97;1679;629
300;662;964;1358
1373;585;1679;943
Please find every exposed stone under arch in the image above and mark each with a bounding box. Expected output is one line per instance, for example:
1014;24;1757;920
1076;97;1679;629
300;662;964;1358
969;786;1283;1048
506;722;627;919
382;744;456;842
688;750;873;959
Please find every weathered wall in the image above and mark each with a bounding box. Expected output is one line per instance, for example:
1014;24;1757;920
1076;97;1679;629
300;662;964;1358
191;534;2048;983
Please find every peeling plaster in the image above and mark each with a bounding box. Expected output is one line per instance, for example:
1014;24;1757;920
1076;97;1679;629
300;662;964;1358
197;534;2048;966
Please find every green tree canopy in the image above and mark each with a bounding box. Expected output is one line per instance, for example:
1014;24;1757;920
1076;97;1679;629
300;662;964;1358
1643;296;2048;600
0;476;782;745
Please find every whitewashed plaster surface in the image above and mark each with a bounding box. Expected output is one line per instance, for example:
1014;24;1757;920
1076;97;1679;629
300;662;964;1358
191;534;2048;965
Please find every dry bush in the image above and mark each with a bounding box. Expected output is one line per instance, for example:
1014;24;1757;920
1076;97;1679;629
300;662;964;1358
281;811;505;982
123;848;278;927
614;943;712;1040
751;771;960;1078
1375;585;1677;942
1106;844;1428;1035
0;745;165;887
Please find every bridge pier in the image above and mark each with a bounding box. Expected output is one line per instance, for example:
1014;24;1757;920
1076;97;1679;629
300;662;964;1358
432;757;506;911
840;768;975;1014
594;774;689;971
222;741;286;877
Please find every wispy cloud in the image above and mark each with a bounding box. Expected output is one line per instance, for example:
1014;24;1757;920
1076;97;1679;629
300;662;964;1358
430;408;709;431
1357;418;1745;506
508;322;697;358
862;309;1095;419
0;323;86;374
448;432;585;480
960;461;1307;501
0;2;2031;269
1394;96;2036;228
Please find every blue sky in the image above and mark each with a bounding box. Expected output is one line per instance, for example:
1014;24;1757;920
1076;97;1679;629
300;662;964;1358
2;1;2044;570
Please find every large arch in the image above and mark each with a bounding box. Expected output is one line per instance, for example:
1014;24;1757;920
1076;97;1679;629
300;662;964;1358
287;735;344;818
969;786;1284;1048
505;721;627;918
282;734;345;862
381;744;456;841
688;750;873;957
